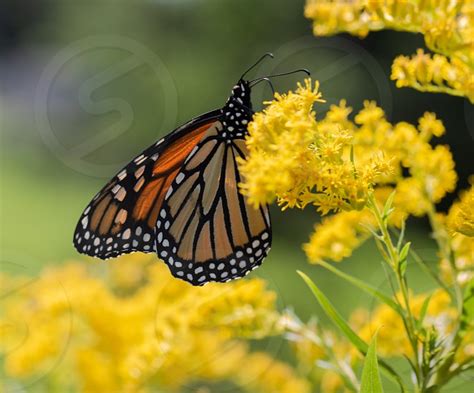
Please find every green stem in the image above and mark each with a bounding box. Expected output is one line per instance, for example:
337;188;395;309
425;203;465;387
368;194;423;387
426;207;463;314
389;227;453;297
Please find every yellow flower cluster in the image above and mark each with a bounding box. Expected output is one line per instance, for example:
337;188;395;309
305;0;474;102
445;230;474;286
392;50;474;101
302;99;456;262
0;255;310;393
304;210;372;262
447;182;474;237
435;184;474;286
239;79;392;214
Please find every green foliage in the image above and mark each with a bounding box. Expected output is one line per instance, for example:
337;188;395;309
297;270;407;392
360;332;384;393
317;260;404;316
461;280;474;334
298;270;368;353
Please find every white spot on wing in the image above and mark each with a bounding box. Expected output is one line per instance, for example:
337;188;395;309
134;154;146;165
117;170;127;180
122;229;131;239
175;173;185;184
116;188;126;202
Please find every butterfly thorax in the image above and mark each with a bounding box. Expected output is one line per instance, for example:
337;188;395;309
220;80;253;140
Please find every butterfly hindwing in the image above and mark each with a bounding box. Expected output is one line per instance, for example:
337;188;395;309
73;111;220;259
155;123;272;285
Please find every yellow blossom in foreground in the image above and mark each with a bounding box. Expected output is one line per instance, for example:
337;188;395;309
281;313;354;393
305;0;474;101
235;352;311;393
0;255;310;393
239;79;391;214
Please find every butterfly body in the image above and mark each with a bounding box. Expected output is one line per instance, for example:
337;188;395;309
74;78;272;286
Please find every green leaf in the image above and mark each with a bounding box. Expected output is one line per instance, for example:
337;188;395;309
396;222;406;251
298;270;408;393
297;270;367;352
416;293;433;330
398;242;410;278
360;332;384;393
382;190;396;220
461;280;474;333
398;258;407;278
317;260;404;317
360;223;384;241
398;242;411;263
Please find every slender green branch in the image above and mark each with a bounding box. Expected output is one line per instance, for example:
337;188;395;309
389;227;452;296
423;203;467;388
368;193;422;387
426;206;463;314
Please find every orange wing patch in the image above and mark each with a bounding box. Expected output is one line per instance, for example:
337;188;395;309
133;120;216;226
153;122;212;176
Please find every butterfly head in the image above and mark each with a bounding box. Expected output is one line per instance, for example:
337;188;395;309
220;54;310;138
221;79;253;136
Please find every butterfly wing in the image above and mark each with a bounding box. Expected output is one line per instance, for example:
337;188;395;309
155;122;272;285
73;110;221;259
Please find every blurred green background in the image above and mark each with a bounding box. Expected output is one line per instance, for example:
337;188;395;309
1;1;473;391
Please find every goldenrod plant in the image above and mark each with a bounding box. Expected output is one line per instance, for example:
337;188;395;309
240;79;473;392
305;0;474;102
0;255;310;393
1;3;472;392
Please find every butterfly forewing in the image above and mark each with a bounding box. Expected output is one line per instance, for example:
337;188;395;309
73;111;220;259
155;122;272;285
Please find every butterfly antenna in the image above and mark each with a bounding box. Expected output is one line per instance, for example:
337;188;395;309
250;68;310;84
249;77;275;95
240;52;274;80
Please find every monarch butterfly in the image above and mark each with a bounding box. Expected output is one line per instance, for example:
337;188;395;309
73;53;308;286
